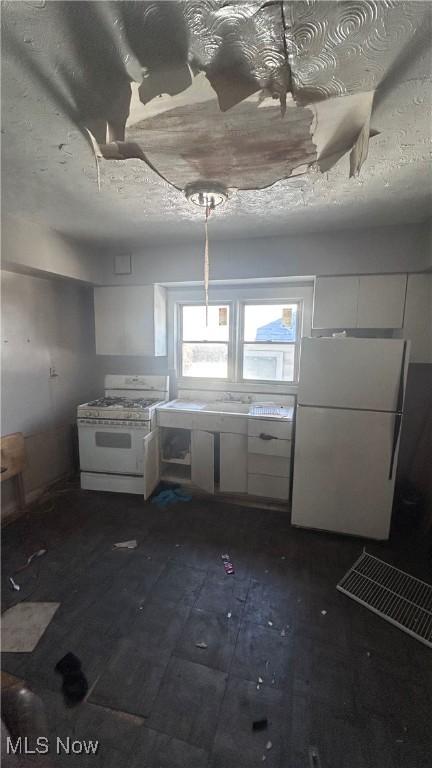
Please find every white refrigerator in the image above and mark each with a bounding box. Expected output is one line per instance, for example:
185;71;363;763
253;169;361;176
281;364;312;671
291;337;409;540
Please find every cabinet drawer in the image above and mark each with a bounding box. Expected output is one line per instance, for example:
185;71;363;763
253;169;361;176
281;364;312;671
158;411;193;429
192;413;224;432
248;436;291;458
248;453;290;478
248;473;290;500
248;419;293;440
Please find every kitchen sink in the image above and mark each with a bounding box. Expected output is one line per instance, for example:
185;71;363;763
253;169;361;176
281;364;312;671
204;401;250;414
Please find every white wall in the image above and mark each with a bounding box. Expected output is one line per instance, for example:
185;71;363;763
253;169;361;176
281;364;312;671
98;221;432;286
1;270;102;519
2;214;105;284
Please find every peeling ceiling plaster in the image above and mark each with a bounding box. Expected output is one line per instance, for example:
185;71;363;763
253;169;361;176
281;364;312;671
1;1;431;248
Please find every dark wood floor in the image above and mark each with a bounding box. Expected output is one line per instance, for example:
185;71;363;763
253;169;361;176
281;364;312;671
1;483;431;767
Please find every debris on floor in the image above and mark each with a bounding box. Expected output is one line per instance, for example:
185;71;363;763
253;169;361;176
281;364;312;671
113;539;137;549
266;741;273;750
16;548;47;572
252;718;268;731
195;641;208;649
9;576;20;591
151;487;192;507
221;553;235;574
320;610;327;616
309;745;322;767
338;550;432;647
226;611;232;619
55;652;88;706
1;602;60;652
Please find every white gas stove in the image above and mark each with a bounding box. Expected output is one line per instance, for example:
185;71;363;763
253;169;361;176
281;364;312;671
78;375;169;495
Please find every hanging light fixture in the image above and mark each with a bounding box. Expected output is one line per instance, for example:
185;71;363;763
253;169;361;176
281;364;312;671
185;182;228;324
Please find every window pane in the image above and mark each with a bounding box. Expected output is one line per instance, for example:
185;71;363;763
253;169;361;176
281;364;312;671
243;344;295;381
182;305;229;341
182;343;228;378
243;304;297;342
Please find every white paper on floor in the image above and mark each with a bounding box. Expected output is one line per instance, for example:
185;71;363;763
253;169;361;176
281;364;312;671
1;602;60;652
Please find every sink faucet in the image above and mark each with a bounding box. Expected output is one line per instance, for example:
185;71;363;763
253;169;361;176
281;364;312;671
223;392;253;403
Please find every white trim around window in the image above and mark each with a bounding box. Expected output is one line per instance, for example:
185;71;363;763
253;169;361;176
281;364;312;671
238;299;303;385
167;282;313;394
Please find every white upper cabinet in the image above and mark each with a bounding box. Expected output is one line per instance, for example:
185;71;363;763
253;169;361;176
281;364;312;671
94;285;167;356
357;275;406;329
313;274;407;330
401;273;432;363
313;276;359;329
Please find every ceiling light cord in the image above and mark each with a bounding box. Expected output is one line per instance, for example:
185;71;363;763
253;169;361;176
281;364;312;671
204;204;211;326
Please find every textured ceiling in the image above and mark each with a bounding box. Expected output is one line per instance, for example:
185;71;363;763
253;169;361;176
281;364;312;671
2;1;432;248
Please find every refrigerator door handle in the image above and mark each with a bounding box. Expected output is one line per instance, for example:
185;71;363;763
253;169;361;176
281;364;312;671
389;413;402;480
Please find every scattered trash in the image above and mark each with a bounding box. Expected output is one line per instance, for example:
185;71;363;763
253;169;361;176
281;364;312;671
175;544;181;548
114;540;137;550
15;548;47;574
320;610;327;616
258;677;263;684
308;745;322;767
226;611;232;619
9;576;20;591
280;628;286;637
281;556;286;560
151;487;192;508
252;718;268;731
266;741;273;750
268;621;273;627
195;641;208;649
221;553;235;574
366;651;371;657
55;652;88;707
256;684;260;690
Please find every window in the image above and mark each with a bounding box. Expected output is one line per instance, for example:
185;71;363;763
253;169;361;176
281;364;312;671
175;295;304;384
180;304;231;378
241;302;300;382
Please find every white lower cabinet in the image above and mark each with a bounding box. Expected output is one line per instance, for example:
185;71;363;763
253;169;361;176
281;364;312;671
143;430;160;500
191;430;215;494
220;433;248;493
247;474;290;501
152;414;293;503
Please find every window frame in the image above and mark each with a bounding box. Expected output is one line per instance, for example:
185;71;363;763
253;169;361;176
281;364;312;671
239;298;303;385
177;300;235;381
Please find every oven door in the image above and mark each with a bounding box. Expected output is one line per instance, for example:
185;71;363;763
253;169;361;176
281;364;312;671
78;421;149;475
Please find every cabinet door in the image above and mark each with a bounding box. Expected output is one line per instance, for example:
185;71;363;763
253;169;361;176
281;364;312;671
357;275;407;329
143;430;160;500
402;274;432;363
313;276;359;329
191;430;214;494
220;433;247;493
